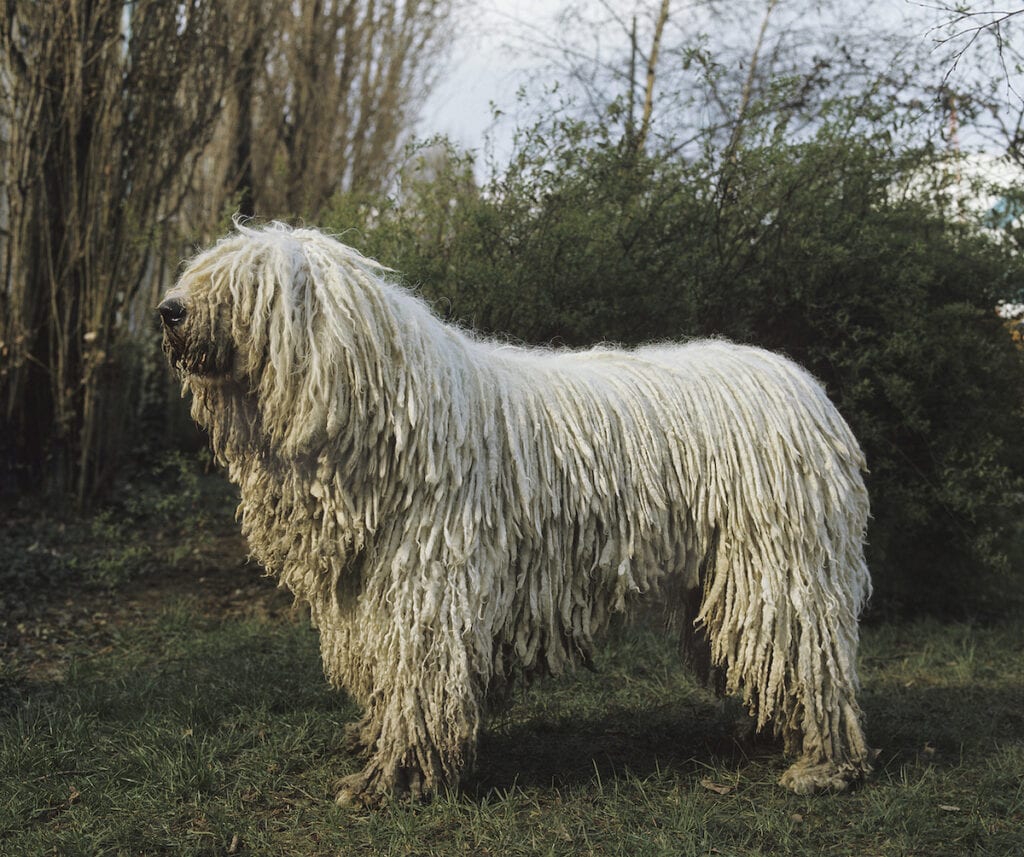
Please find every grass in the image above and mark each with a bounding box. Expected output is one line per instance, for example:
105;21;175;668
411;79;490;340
2;583;1022;856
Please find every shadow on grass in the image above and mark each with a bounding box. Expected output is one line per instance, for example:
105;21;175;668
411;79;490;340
859;620;1024;782
469;702;752;796
472;683;1024;797
862;683;1024;771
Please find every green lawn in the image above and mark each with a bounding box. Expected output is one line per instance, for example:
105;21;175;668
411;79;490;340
2;579;1022;856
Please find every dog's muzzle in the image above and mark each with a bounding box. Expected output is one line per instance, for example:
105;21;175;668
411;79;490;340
158;297;190;371
158;297;233;377
158;297;188;329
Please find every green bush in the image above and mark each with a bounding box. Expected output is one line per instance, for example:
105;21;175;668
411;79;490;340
324;122;1024;617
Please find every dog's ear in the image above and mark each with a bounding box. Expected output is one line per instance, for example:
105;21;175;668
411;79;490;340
244;244;321;452
250;232;401;456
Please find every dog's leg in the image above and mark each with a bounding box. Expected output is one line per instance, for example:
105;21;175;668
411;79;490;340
773;627;871;793
331;567;485;808
777;695;870;794
679;530;726;695
335;677;481;807
696;530;872;794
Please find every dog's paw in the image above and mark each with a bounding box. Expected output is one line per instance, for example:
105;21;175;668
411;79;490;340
779;759;865;795
334;763;429;808
335;770;383;809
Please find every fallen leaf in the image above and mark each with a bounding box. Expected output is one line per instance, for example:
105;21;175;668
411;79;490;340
938;804;961;812
700;778;734;795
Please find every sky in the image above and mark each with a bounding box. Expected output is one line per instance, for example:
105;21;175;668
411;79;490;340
419;0;558;157
417;1;1021;161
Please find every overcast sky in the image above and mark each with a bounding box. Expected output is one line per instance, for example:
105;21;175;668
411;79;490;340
418;1;1019;160
419;0;557;156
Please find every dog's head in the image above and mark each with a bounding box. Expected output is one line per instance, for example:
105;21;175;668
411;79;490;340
159;223;395;455
159;227;290;384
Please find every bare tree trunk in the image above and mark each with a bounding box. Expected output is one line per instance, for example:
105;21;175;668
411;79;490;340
1;0;228;505
233;39;259;219
1;0;457;504
635;0;671;153
254;0;456;218
722;0;780;168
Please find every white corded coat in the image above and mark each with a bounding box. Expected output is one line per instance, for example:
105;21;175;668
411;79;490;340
167;223;872;800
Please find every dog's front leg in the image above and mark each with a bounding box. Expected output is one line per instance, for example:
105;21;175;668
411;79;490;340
333;569;486;807
335;673;482;807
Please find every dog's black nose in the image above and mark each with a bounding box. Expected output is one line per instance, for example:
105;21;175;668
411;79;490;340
158;298;187;328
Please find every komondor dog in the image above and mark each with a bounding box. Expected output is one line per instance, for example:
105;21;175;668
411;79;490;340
159;222;872;806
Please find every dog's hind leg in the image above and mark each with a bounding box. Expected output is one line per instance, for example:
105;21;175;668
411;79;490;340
695;523;872;794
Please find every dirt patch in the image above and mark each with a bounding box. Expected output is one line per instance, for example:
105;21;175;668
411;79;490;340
1;531;296;684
